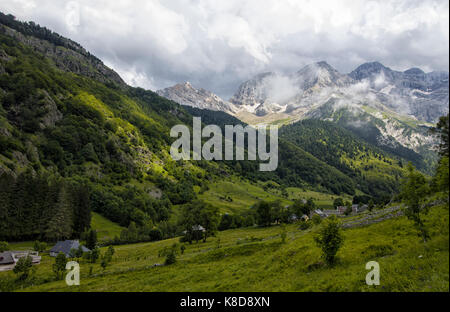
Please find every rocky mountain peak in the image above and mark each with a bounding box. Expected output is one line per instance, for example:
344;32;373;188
295;61;353;89
315;61;336;71
156;82;237;114
348;61;393;81
229;72;275;108
404;68;426;76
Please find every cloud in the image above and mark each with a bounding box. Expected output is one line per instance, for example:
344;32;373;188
262;74;299;104
0;0;448;99
374;73;387;89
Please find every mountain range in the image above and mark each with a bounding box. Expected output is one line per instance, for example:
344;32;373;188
157;61;448;172
158;61;448;124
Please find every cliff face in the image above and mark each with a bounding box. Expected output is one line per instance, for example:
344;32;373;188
349;62;449;123
0;22;126;88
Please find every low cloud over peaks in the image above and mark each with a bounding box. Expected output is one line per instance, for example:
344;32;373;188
1;0;448;99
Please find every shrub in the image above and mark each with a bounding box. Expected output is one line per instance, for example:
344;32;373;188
106;245;115;258
299;221;310;231
312;214;322;225
90;248;101;263
314;216;344;265
344;206;352;216
0;241;9;252
165;250;177;265
33;241;47;252
13;256;33;280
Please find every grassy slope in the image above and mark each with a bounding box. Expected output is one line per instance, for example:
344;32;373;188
195;176;351;214
4;203;447;292
197;178;289;214
285;188;353;210
91;212;125;242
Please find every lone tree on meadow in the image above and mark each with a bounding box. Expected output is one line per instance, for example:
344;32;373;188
314;215;344;266
255;201;273;227
53;252;67;280
101;245;115;270
85;229;98;250
400;162;431;242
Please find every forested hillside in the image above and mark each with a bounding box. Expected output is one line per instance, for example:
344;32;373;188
280;120;405;199
0;16;211;241
185;107;357;195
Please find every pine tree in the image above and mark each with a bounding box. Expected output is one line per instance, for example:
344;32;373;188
46;184;73;241
0;173;13;240
8;171;29;239
72;183;91;237
431;114;449;158
85;229;97;250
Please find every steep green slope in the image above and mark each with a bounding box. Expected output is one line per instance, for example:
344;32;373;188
0;19;208;241
91;212;125;242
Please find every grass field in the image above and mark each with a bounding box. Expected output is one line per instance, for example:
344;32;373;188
197;178;290;213
196;177;347;213
285;187;353;210
1;203;447;292
91;212;125;242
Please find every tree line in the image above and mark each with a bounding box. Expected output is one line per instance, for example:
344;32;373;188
0;170;90;241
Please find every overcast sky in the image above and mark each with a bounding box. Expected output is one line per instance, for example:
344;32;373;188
0;0;448;99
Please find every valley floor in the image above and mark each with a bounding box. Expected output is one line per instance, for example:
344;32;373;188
1;203;448;292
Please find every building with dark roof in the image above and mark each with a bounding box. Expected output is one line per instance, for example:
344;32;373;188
49;240;90;257
0;251;14;265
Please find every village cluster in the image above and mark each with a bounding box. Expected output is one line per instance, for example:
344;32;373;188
291;203;369;222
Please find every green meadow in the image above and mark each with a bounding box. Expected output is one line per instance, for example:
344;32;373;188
91;212;125;242
196;177;349;214
1;203;447;292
